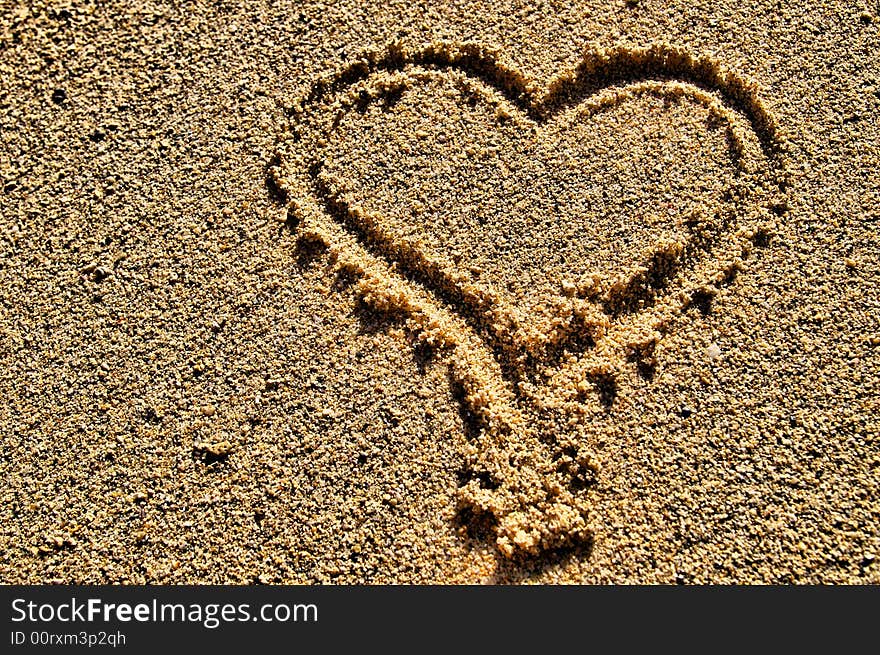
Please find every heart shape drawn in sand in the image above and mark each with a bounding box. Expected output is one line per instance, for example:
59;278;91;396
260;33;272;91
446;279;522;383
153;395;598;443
271;42;788;558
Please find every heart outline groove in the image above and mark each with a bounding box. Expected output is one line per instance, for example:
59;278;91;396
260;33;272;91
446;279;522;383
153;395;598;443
271;41;789;558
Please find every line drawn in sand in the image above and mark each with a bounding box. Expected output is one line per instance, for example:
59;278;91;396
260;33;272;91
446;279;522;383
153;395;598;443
270;41;790;559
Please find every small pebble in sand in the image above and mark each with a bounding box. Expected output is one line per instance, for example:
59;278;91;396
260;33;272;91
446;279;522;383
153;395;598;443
707;342;722;360
195;440;235;458
200;404;216;417
47;535;65;549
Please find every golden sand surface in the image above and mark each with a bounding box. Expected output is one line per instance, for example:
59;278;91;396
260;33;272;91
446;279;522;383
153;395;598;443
1;1;877;583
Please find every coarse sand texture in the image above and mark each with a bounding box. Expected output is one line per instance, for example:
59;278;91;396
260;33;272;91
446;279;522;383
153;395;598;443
1;1;878;583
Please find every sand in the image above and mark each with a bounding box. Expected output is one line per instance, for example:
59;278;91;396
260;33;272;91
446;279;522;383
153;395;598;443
0;0;877;583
